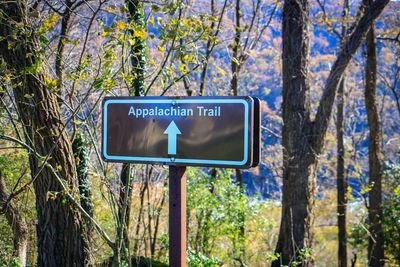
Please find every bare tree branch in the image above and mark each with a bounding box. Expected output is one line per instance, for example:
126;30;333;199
199;0;228;96
377;31;400;45
312;0;390;154
261;125;282;139
315;0;342;39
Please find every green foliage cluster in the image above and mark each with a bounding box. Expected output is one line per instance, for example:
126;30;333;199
349;158;400;265
187;247;222;267
0;252;20;267
72;133;94;215
382;160;400;264
0;144;35;264
187;168;246;259
186;167;275;265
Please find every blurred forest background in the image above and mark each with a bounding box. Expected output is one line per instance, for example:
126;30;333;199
0;0;399;266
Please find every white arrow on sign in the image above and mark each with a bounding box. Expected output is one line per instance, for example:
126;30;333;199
163;121;181;155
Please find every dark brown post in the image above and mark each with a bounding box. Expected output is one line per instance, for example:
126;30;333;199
169;166;187;267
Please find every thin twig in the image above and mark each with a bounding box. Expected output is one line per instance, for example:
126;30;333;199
160;64;200;96
261;125;282;139
145;7;183;96
315;0;342;39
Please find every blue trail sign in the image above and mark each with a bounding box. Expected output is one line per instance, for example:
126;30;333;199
102;96;259;168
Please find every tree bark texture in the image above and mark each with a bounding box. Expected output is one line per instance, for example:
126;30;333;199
72;134;94;251
230;0;241;96
115;1;148;262
0;2;88;265
116;2;148;262
55;0;73;96
364;0;385;265
0;171;28;266
273;1;316;266
273;0;390;266
337;78;348;267
117;163;132;261
337;2;350;266
126;0;147;96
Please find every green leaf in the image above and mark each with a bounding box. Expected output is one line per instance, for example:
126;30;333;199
33;58;40;73
93;77;105;89
151;5;161;12
39;35;49;44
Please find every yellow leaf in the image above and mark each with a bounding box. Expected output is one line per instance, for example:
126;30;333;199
128;37;136;46
107;5;116;14
394;186;400;196
354;163;360;172
45;77;57;87
217;67;226;76
133;29;146;39
49;14;58;24
42;14;58;30
149;18;155;27
157;44;165;52
179;64;186;73
117;21;127;31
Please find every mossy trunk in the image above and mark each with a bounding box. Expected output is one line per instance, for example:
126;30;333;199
0;2;89;265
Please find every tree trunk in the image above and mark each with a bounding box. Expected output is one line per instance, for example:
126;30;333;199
0;2;88;265
273;0;390;266
72;134;94;252
231;0;241;97
0;172;28;266
126;0;147;96
115;1;148;263
55;0;73;97
230;0;246;259
337;2;350;266
273;1;316;266
337;78;348;267
364;0;385;265
117;163;132;261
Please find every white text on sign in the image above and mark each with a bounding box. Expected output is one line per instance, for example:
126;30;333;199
128;105;222;118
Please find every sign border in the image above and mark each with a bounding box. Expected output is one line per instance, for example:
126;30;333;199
251;97;261;167
102;96;254;168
